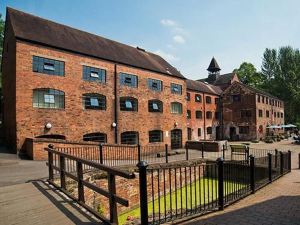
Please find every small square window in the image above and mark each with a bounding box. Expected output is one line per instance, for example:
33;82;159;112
44;94;55;103
125;100;133;108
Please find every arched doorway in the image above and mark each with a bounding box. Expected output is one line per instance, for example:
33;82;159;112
171;129;182;149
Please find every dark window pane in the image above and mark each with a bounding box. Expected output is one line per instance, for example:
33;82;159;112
206;96;211;104
148;99;163;112
32;56;64;76
171;83;182;95
148;78;162;91
33;88;65;109
83;93;106;110
149;130;163;143
195;94;202;102
121;131;139;145
120;73;138;88
171;102;182;114
83;132;107;143
120;97;138;111
196;111;202;119
82;65;106;83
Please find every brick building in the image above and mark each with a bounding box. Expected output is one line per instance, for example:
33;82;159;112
2;8;187;153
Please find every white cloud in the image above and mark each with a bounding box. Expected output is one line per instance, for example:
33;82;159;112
160;19;177;27
173;35;185;44
154;49;179;62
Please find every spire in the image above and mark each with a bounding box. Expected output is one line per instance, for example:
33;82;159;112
207;57;221;73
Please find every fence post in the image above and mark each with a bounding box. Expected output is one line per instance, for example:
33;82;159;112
274;149;278;168
245;146;250;162
280;151;284;175
185;144;189;160
99;144;103;164
288;150;291;172
217;157;224;210
201;142;204;158
137;161;149;225
48;144;54;181
59;155;66;190
108;173;118;224
77;161;85;203
299;153;300;170
268;153;272;182
222;145;225;160
138;144;141;162
250;155;255;194
165;144;169;163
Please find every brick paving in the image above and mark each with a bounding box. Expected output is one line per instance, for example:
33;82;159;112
183;140;300;225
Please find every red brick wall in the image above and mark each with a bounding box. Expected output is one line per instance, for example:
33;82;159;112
186;91;220;140
7;41;187;153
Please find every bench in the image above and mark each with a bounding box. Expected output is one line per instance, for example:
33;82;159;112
230;144;249;160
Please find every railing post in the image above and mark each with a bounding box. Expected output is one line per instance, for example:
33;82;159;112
185;144;189;160
250;155;255;194
299;153;300;170
108;173;118;224
217;157;224;210
59;155;66;190
288;150;291;172
48;144;54;181
268;153;272;182
201;142;204;158
77;161;85;203
280;151;284;175
222;145;225;160
137;161;149;225
99;144;103;164
165;144;169;163
138;144;141;162
274;149;278;168
245;146;250;162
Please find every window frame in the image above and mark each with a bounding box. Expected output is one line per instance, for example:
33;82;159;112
82;93;106;110
170;102;183;114
206;111;212;119
205;96;212;104
120;97;138;111
149;130;163;143
148;78;162;91
82;65;106;83
121;131;139;145
170;83;182;95
32;56;65;76
120;72;138;88
33;88;65;109
83;132;107;143
195;110;202;119
206;127;212;135
195;94;202;103
148;99;163;113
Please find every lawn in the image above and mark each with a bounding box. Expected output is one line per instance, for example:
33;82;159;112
118;178;244;225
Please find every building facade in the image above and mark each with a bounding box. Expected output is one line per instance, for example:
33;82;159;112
2;8;187;153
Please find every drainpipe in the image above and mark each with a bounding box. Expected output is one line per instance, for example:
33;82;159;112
203;93;206;140
114;64;118;144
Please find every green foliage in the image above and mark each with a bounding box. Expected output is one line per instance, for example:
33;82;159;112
233;62;264;87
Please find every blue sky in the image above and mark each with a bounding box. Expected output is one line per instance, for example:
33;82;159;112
1;0;300;80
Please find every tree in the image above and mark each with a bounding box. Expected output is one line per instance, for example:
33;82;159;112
233;62;264;87
261;46;300;124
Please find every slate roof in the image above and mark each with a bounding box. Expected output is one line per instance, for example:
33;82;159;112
198;73;236;86
186;79;222;95
236;82;281;100
7;7;185;79
207;57;221;72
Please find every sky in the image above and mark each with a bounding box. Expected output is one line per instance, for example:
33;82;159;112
1;0;300;80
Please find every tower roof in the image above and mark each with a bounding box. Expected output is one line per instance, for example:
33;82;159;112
207;57;221;73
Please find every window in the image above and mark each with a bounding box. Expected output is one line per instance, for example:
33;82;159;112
266;110;270;118
33;88;64;109
120;73;138;88
281;112;284;118
232;94;241;102
186;92;191;101
241;109;252;118
187;128;192;140
197;128;201;136
148;78;162;91
195;94;202;102
215;98;219;104
83;65;106;83
171;83;182;95
32;56;64;76
207;127;212;135
83;132;107;143
36;134;66;140
258;109;263;117
262;96;265;103
149;130;163;143
274;111;276;118
257;95;260;103
121;131;139;145
171;102;182;114
266;97;269;104
120;97;138;111
277;112;280;118
82;93;106;110
195;110;202;119
206;111;212;119
239;126;249;134
187;110;191;119
215;112;220;119
148;99;163;112
206;96;211;104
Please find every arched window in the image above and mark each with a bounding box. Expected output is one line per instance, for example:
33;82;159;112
33;88;64;109
35;134;66;140
121;131;139;145
148;99;163;112
83;132;107;143
120;97;138;111
149;130;163;143
82;93;106;110
171;102;182;114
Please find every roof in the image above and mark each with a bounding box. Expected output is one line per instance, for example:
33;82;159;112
228;81;282;100
6;7;184;79
207;57;221;72
198;73;236;86
186;79;222;95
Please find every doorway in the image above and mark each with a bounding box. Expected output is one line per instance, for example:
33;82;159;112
230;127;236;140
171;129;182;149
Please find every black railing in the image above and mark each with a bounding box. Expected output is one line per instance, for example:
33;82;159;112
45;145;135;224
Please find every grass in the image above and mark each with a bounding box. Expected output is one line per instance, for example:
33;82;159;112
118;178;244;225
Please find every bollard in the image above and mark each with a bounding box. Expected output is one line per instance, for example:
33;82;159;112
137;161;149;225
